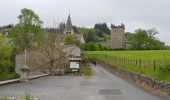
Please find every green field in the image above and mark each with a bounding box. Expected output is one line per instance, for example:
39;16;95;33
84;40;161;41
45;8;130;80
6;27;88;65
85;50;170;82
86;50;170;60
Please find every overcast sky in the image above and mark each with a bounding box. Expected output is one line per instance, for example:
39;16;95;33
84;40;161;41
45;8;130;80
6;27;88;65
0;0;170;45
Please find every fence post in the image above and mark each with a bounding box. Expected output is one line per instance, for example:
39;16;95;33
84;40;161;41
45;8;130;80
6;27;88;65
154;60;156;70
131;59;133;65
139;59;141;67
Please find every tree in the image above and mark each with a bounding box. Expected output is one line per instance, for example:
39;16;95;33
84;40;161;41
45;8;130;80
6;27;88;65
94;23;111;34
64;34;75;44
132;28;165;50
132;29;148;49
10;8;43;51
21;33;75;75
125;32;134;41
77;27;98;42
146;28;159;49
72;25;78;33
81;42;101;51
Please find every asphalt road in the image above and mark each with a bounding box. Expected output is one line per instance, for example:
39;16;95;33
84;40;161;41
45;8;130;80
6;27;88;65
0;65;169;100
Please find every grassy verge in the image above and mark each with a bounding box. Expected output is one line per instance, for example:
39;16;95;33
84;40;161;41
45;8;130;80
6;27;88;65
85;51;170;82
81;67;93;76
0;93;35;100
0;72;20;81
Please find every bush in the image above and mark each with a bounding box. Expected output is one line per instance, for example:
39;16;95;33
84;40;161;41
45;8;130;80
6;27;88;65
0;60;13;73
0;72;20;81
0;36;18;81
82;67;93;76
64;34;75;44
81;42;103;51
24;93;32;100
0;97;8;100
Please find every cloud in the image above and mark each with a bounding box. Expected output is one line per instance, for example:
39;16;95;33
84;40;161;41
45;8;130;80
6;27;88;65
0;0;170;45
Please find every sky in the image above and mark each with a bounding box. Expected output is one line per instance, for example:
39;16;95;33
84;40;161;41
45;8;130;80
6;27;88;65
0;0;170;45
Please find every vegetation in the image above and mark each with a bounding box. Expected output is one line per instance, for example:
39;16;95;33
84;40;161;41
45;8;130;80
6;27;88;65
86;50;170;60
94;23;111;34
10;8;44;52
85;50;170;82
8;8;72;76
64;34;75;44
81;67;93;76
81;42;99;51
77;27;98;42
126;28;165;50
77;25;165;51
24;93;32;100
0;93;35;100
0;97;8;100
0;8;45;81
0;35;19;81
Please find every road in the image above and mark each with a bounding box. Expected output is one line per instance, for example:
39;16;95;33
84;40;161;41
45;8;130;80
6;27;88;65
0;65;169;100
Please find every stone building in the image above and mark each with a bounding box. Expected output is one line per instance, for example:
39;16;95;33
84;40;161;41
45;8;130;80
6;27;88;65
63;14;85;44
15;45;82;76
111;23;126;49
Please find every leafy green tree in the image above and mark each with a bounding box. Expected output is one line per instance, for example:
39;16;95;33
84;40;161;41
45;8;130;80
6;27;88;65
132;29;148;49
81;42;100;51
125;32;135;41
77;27;99;42
146;28;159;49
132;28;165;50
86;42;99;51
84;32;97;42
10;8;43;51
64;34;75;44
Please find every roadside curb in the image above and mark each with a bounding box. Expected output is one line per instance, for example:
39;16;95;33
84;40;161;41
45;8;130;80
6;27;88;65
0;74;49;86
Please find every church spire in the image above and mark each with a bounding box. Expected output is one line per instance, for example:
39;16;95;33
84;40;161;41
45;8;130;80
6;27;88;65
65;13;73;31
64;13;74;35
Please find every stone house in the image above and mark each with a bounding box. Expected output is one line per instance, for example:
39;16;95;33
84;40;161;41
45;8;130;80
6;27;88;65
15;45;82;76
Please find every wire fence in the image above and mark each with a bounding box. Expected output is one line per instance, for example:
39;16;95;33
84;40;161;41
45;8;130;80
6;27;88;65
90;54;169;70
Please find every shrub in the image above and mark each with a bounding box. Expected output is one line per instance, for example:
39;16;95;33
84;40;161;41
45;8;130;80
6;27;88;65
24;93;32;100
82;67;93;76
0;97;8;100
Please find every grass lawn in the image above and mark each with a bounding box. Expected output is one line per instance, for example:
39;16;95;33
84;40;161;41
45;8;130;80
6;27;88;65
85;50;170;60
85;50;170;82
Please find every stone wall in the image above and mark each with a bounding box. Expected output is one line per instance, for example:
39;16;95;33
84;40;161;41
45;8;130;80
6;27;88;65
95;61;170;96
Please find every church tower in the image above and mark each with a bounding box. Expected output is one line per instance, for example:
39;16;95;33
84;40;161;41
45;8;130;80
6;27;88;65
64;14;74;35
111;23;126;49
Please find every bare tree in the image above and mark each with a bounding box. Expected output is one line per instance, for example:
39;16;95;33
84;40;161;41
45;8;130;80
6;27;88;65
24;25;76;75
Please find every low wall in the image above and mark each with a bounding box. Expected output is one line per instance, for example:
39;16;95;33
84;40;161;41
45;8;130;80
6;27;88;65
0;74;49;86
96;61;170;96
